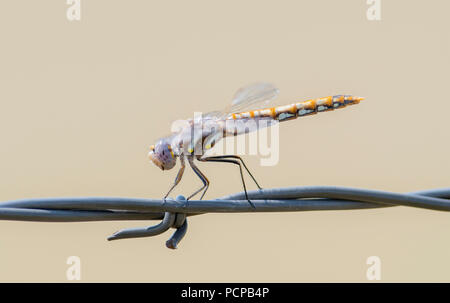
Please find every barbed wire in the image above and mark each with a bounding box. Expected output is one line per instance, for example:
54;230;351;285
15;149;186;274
0;186;449;249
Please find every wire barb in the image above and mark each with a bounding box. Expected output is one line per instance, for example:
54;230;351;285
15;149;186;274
106;195;189;248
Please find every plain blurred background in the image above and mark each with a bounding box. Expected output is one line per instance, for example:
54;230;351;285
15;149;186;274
0;0;449;282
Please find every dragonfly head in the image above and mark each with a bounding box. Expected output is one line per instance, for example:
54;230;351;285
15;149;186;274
148;140;176;171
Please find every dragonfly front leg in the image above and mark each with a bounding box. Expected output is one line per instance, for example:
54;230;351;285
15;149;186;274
163;156;185;202
187;157;210;201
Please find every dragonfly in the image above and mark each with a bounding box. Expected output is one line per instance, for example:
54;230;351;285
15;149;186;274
148;83;364;207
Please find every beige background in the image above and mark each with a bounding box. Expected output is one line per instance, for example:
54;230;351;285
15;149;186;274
0;0;449;282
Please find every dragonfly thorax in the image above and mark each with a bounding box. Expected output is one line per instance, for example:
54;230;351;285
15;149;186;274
148;139;177;171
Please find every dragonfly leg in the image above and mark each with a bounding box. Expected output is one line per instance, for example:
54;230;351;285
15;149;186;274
199;157;255;208
186;157;210;201
201;155;262;190
163;157;185;203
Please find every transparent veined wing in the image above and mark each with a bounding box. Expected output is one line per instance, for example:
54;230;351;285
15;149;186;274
203;82;279;120
230;82;279;113
195;83;280;155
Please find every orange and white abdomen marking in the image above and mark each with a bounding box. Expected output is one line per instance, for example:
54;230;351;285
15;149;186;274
228;95;364;122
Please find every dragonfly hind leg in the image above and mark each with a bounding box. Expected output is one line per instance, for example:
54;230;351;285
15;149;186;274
201;155;262;190
199;156;256;208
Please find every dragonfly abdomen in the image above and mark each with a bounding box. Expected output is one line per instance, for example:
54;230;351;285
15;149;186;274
229;95;364;122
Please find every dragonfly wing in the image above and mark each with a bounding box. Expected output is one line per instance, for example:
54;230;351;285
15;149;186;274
203;82;280;120
229;82;279;113
201;110;223;119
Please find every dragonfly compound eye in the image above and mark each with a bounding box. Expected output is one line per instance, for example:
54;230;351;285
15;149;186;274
148;142;176;171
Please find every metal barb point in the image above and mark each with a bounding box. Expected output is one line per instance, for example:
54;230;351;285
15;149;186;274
106;195;189;249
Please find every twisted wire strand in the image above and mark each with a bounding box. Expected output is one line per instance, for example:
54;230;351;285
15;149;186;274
0;208;164;222
0;187;449;221
1;187;449;248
